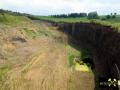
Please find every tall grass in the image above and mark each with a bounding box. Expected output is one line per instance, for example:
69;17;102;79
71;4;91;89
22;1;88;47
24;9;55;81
0;13;29;26
0;64;11;90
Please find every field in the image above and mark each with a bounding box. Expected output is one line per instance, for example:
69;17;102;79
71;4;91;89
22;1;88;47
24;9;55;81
0;13;94;90
100;15;120;23
36;16;89;23
37;15;120;31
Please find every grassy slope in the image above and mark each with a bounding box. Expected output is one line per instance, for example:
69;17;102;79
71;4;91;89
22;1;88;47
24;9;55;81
0;13;29;25
0;13;37;90
0;14;94;90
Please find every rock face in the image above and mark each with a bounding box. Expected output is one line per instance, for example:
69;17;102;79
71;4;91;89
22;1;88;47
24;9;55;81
52;22;120;89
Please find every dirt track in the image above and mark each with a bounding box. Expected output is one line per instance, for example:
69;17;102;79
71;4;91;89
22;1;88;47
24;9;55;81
3;21;94;90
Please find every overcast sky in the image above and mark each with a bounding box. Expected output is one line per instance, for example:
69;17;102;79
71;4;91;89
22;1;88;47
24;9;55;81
0;0;120;15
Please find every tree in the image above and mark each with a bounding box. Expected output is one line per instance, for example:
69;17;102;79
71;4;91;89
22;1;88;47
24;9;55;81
114;13;117;15
79;13;87;17
68;13;79;18
112;15;116;18
52;12;87;18
112;13;117;18
88;11;99;19
106;15;111;19
111;13;113;16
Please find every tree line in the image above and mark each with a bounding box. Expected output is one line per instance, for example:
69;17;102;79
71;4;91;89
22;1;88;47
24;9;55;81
0;9;117;20
51;13;87;18
106;13;117;19
0;9;99;19
51;11;99;19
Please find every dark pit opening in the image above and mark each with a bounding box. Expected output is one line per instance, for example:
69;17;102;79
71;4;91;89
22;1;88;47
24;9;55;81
83;57;95;70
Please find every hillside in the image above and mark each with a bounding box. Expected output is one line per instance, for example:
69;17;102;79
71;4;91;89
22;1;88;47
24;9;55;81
0;13;94;90
0;13;30;25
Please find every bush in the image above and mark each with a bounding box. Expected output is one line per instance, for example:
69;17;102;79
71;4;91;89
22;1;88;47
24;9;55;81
112;15;116;18
106;15;111;19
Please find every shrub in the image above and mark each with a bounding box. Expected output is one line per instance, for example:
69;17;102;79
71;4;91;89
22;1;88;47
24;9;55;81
106;15;111;19
112;15;116;18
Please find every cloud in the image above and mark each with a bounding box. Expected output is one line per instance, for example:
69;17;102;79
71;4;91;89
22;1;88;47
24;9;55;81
0;0;120;15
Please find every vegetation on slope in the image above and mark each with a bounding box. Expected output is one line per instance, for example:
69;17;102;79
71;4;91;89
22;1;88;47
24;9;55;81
0;13;30;26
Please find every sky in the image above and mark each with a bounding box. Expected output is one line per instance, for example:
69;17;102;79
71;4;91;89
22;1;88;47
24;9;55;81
0;0;120;15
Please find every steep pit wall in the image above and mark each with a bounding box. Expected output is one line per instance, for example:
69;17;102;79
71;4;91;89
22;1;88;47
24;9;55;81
51;22;120;89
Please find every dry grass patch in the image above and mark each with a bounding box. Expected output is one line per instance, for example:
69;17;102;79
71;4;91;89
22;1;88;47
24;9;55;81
3;43;16;51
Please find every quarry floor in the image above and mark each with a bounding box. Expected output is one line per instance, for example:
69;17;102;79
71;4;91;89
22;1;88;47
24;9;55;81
0;20;94;90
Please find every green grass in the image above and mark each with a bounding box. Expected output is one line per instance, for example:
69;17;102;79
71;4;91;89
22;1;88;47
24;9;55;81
67;45;81;67
37;15;120;23
75;63;90;72
36;16;120;32
37;16;89;23
0;64;11;90
100;15;120;23
22;27;54;38
22;28;37;38
0;13;29;26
